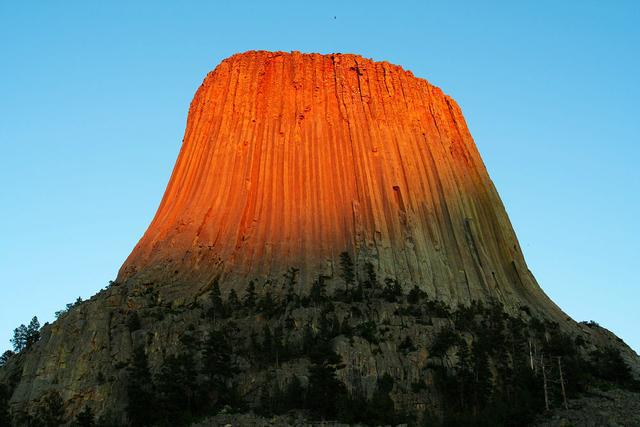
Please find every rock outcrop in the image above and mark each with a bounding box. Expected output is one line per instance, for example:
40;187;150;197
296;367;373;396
2;51;638;424
119;50;562;319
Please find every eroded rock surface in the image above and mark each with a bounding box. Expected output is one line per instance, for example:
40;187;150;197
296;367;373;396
2;51;638;424
118;50;563;319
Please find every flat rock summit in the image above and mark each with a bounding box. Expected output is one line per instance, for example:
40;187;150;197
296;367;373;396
1;51;638;425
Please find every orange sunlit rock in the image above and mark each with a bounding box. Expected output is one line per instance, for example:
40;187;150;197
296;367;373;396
118;50;562;316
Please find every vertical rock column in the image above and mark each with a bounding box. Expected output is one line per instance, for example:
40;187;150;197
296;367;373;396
117;50;563;318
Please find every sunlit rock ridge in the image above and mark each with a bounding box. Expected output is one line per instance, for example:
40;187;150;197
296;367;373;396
119;50;562;318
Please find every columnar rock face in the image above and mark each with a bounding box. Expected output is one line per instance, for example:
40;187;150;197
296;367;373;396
119;50;561;317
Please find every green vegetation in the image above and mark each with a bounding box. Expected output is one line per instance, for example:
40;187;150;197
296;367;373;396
126;347;156;426
0;351;14;367
11;316;40;352
242;280;257;309
339;251;355;291
207;278;225;322
423;301;640;426
75;405;96;427
54;296;83;319
306;344;347;417
2;264;638;426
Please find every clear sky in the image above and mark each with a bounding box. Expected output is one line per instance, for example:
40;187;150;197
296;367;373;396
1;1;638;353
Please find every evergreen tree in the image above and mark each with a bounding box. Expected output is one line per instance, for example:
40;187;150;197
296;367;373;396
126;347;156;426
26;316;41;347
126;311;141;332
590;347;633;385
302;323;316;354
284;376;305;409
208;279;225;322
382;278;402;302
75;404;95;427
351;282;365;302
283;267;299;306
250;330;262;356
11;324;27;352
259;290;276;317
368;374;397;425
310;275;328;305
407;285;426;304
364;261;377;288
0;350;14;367
430;327;460;358
227;288;240;313
258;384;274;416
201;327;236;408
399;335;416;353
318;309;339;341
339;252;355;291
340;317;353;337
11;317;41;353
307;348;347;418
243;280;257;309
470;341;494;411
155;352;198;423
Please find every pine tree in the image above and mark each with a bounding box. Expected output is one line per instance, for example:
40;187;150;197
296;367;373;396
201;327;236;408
283;267;299;306
155;351;198;424
11;324;27;352
310;275;328;305
126;347;156;426
227;288;240;312
26;316;41;347
0;350;14;367
318;309;339;341
364;261;377;288
456;340;474;410
339;251;355;291
75;404;95;427
407;285;426;304
284;376;305;409
243;280;257;309
208;279;225;322
382;278;402;302
369;374;397;425
259;290;276;317
126;311;141;332
10;316;40;353
302;323;316;354
307;348;347;418
591;346;633;384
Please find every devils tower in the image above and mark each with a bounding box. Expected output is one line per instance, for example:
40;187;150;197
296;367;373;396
119;50;560;317
1;51;638;425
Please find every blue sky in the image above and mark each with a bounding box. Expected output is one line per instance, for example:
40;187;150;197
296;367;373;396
1;1;638;353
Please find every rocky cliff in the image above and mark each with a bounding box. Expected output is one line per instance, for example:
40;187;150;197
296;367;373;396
118;50;562;319
1;51;638;425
